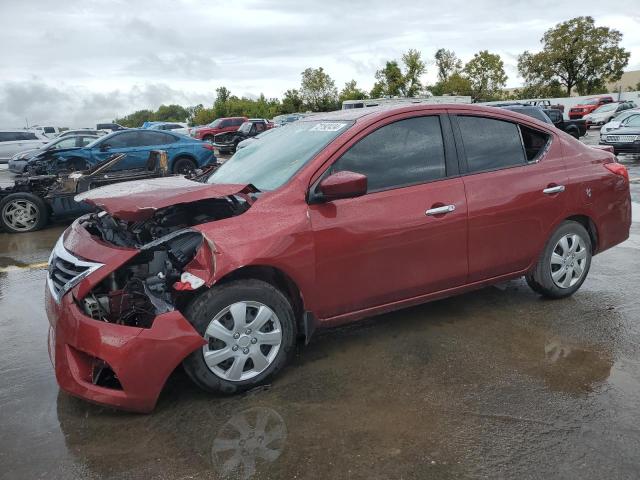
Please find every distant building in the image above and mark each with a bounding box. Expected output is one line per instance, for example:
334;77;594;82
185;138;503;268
607;70;640;92
503;70;640;99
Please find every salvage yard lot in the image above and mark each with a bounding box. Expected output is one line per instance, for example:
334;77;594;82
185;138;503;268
0;133;639;479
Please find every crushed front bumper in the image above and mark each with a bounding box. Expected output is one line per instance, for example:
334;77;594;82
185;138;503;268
45;222;205;413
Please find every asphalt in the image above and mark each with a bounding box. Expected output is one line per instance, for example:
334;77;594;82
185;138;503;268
0;133;640;480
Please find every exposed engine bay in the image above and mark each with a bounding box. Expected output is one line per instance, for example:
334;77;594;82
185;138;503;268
80;196;250;248
78;196;251;327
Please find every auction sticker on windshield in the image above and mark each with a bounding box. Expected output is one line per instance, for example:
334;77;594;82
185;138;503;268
309;122;347;132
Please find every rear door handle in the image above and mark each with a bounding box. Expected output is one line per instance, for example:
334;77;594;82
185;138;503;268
426;204;456;216
543;185;565;195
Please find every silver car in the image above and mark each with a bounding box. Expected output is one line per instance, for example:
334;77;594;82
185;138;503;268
0;130;48;163
8;134;100;173
600;108;640;137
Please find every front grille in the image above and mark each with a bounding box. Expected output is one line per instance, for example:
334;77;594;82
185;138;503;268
605;135;638;143
47;236;103;303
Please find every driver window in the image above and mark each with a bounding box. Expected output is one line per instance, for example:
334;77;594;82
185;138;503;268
330;116;447;192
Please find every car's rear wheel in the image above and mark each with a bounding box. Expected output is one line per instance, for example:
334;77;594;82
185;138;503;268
526;221;592;299
0;193;49;233
182;279;296;394
172;156;197;174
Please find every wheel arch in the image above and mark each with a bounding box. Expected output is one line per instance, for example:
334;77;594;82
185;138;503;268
171;153;198;171
564;214;599;254
214;264;313;343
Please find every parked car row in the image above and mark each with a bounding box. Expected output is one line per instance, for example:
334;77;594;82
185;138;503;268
583;101;637;127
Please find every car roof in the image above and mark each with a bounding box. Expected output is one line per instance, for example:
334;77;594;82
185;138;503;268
301;103;553;126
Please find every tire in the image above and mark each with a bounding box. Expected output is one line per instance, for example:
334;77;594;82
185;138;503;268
182;279;297;395
525;221;592;299
172;156;197;174
0;193;49;233
568;128;580;139
203;135;214;143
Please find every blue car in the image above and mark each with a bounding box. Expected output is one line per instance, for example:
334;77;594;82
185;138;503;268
31;129;216;174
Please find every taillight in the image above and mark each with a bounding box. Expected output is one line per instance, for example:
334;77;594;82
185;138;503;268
604;162;629;181
202;143;215;151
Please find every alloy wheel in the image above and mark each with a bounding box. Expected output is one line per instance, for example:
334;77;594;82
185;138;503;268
550;233;588;288
2;199;39;232
203;301;283;381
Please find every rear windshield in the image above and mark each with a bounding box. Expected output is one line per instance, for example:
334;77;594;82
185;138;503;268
208;121;352;191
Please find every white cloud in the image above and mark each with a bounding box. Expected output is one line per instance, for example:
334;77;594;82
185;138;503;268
0;0;638;127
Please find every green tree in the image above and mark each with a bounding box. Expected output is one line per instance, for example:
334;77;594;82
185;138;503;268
214;86;232;117
463;50;508;101
186;104;204;125
154;104;189;122
115;109;155;127
300;67;338;111
508;80;565;100
428;72;473;96
281;89;304;113
372;61;404;96
434;48;462;82
401;49;426;96
371;49;426;97
339;80;368;103
192;107;216;126
517;16;630;96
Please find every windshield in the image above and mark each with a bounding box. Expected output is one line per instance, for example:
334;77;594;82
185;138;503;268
593;103;617;113
208;120;352;190
238;122;252;134
207;119;222;128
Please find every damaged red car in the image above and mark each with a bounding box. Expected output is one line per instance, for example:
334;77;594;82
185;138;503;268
45;104;632;412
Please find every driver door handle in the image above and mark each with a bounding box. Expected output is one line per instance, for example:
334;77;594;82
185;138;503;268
543;185;565;195
426;204;456;216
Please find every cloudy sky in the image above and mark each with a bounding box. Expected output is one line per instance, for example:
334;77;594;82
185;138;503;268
1;0;639;127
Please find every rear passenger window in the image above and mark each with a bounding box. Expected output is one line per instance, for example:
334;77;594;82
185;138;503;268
458;116;525;173
331;116;446;192
519;126;550;162
18;132;38;140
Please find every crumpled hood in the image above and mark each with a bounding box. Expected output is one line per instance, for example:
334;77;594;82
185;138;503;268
76;176;253;221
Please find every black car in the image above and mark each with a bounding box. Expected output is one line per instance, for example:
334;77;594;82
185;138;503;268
598;115;640;154
542;108;587;139
212;119;270;154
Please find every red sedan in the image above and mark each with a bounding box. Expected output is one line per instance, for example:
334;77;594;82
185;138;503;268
45;104;631;412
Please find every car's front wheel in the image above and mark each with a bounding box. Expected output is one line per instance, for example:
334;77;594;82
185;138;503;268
0;193;49;233
182;279;296;394
526;220;592;298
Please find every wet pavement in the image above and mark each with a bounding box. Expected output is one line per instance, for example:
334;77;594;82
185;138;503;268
1;140;640;479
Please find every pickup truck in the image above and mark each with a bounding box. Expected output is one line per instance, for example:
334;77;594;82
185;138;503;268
568;96;614;120
543;109;587;138
525;99;564;112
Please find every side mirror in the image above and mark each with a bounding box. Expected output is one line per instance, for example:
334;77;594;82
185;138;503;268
99;143;111;152
317;171;367;201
